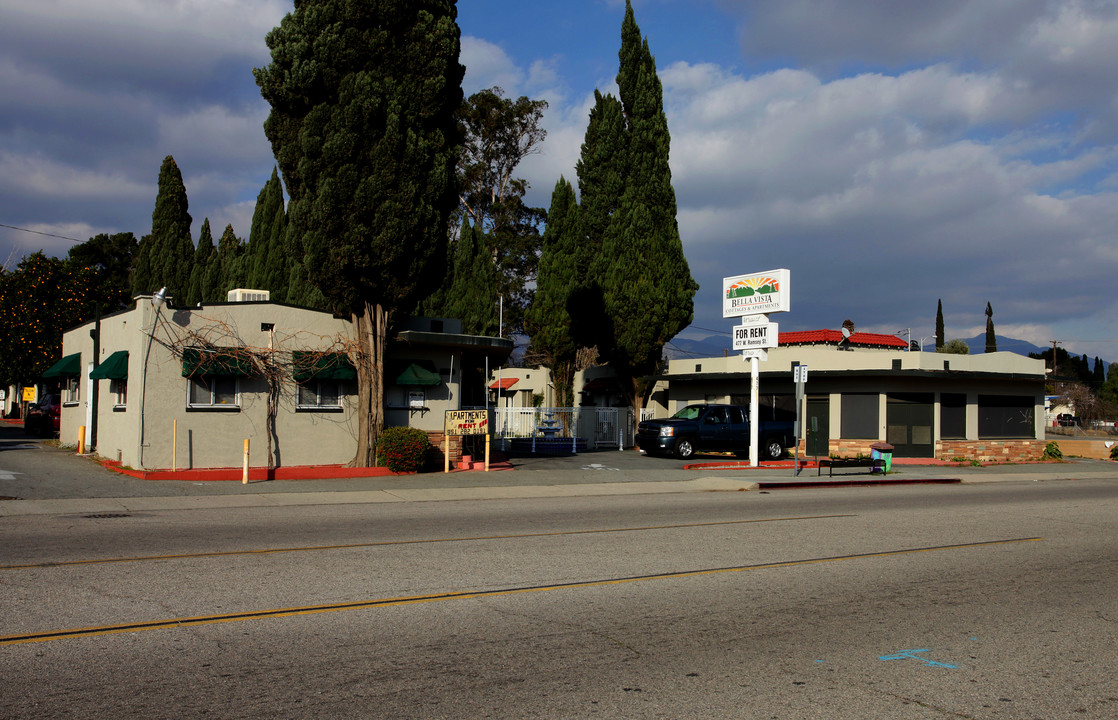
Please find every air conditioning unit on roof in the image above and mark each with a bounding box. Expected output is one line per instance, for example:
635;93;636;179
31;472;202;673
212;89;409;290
227;288;270;303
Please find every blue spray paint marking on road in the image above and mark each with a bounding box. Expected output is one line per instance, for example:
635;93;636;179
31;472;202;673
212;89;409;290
879;649;957;669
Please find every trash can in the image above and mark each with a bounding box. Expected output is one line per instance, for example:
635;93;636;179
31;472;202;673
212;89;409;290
870;442;894;474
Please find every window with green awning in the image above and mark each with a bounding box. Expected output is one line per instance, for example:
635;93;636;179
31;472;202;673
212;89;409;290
89;350;129;380
42;352;81;378
181;347;256;377
292;351;356;382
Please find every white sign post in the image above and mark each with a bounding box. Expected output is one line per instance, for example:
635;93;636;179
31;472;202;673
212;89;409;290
724;269;790;467
793;365;808;475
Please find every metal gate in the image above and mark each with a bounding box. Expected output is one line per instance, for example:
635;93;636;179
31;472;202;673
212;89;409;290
591;408;635;449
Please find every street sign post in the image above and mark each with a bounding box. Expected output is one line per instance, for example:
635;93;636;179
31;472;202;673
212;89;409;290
723;269;791;467
792;364;808;476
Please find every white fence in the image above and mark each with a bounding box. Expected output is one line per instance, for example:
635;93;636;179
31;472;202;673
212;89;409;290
490;407;638;449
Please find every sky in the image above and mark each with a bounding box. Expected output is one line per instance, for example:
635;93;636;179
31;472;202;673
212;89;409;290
3;0;1118;364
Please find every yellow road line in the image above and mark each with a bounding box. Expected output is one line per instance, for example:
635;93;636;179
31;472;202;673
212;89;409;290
0;514;856;570
0;537;1041;646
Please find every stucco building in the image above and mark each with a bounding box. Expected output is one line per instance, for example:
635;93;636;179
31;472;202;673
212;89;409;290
646;330;1048;462
54;295;510;470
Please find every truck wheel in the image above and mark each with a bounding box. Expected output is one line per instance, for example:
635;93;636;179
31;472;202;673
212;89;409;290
674;438;695;459
763;438;784;461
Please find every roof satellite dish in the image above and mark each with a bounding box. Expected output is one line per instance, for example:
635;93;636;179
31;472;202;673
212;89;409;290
838;319;855;350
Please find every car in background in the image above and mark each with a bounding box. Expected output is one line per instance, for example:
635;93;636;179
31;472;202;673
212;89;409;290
24;394;61;437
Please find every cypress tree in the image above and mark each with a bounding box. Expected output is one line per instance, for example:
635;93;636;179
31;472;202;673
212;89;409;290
985;302;996;352
255;0;464;466
590;0;697;408
525;177;582;406
131;234;154;296
208;224;244;301
186;219;214;306
246;167;287;299
935;299;944;351
148;155;194;301
577;90;626;280
445;220;497;335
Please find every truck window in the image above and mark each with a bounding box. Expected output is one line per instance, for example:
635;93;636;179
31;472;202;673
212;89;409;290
729;407;745;424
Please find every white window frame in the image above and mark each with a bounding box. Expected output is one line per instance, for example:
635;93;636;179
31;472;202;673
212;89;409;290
110;378;127;407
296;379;344;410
65;376;80;403
187;375;240;409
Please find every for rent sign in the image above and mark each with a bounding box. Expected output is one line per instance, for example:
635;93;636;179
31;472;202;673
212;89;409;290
723;269;790;317
444;409;491;436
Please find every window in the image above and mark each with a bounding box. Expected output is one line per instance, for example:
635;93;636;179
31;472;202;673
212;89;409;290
940;393;966;439
978;395;1034;438
65;376;80;403
841;393;879;439
188;376;238;408
110;379;127;407
297;379;343;410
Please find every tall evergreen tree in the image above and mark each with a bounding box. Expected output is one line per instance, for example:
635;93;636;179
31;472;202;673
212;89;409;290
186;219;214;306
444;220;497;335
576;90;626;283
255;0;464;466
935;299;944;351
1092;356;1105;389
246;167;288;300
525;177;581;407
206;224;244;301
587;0;698;409
140;155;194;301
984;302;996;353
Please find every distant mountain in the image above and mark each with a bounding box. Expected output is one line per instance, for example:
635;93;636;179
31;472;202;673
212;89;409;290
960;334;1047;357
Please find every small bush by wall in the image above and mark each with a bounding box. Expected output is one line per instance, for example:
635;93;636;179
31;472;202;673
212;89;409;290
377;426;432;473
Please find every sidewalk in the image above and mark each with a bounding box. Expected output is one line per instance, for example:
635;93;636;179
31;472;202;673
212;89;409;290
2;445;1114;517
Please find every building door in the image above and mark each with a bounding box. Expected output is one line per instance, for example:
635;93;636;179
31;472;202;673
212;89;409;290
805;397;830;458
887;393;935;458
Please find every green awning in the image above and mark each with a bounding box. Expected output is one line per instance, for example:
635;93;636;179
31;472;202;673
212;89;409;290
292;351;356;382
395;363;441;386
42;352;81;378
89;350;129;380
182;347;256;377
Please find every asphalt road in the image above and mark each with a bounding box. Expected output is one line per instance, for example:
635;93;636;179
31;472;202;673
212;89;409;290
2;472;1117;718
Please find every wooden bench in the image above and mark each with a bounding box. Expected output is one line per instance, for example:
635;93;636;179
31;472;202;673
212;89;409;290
817;457;886;477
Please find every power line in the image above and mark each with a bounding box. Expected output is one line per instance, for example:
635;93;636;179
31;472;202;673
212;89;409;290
0;223;83;243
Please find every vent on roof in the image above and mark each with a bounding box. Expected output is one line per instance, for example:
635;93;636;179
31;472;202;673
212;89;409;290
227;288;270;303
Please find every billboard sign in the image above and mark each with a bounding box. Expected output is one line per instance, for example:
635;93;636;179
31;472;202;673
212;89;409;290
723;269;790;318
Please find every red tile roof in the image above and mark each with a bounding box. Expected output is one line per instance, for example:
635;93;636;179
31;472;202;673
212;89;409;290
779;329;909;349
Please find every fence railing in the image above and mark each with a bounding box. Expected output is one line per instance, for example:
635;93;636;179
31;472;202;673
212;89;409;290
488;406;637;449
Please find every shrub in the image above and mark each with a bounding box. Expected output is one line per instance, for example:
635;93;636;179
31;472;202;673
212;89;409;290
1042;441;1062;461
1110;444;1118;461
376;426;432;473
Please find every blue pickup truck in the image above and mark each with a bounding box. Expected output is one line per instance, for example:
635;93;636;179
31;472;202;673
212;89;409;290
636;403;794;461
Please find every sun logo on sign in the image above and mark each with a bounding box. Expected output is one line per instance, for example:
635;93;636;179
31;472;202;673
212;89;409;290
726;277;780;299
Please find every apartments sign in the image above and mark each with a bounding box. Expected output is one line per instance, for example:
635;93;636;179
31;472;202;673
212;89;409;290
723;269;791;318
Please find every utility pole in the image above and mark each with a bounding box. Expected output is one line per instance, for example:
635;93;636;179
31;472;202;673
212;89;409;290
1051;340;1062;378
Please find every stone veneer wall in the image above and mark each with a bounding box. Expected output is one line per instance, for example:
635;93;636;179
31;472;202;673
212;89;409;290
795;438;1047;463
937;439;1045;463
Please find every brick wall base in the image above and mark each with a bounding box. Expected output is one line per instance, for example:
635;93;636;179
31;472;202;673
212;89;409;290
937;439;1045;463
426;432;463;464
794;438;1048;462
